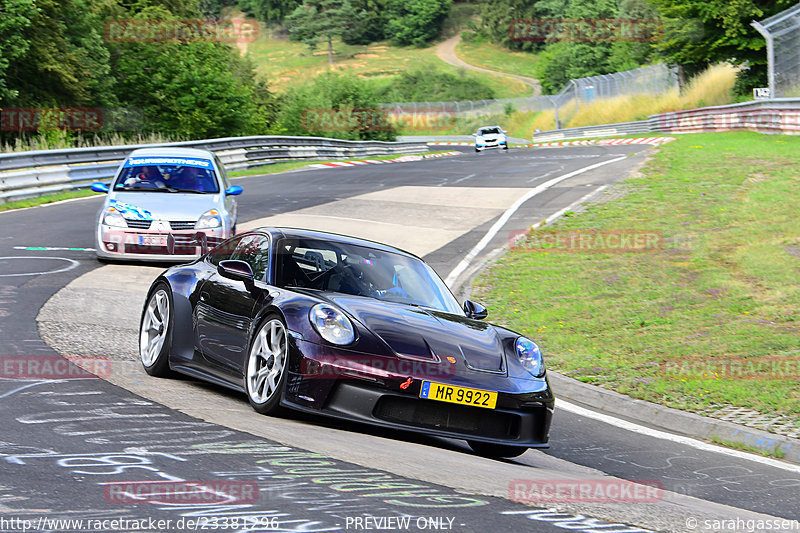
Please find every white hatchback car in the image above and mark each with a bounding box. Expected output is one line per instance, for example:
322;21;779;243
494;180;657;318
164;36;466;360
91;147;242;262
473;126;508;152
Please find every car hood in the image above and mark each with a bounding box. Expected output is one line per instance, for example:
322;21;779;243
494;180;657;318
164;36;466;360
107;191;219;221
325;294;506;373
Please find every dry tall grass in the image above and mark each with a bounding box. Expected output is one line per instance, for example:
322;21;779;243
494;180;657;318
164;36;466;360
515;63;740;136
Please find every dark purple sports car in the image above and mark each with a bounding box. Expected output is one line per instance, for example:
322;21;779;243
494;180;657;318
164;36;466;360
139;227;554;458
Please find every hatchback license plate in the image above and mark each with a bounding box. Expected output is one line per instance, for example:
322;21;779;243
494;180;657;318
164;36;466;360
419;381;497;409
138;234;167;246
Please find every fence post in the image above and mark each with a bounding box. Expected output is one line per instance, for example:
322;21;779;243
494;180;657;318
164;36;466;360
752;20;776;98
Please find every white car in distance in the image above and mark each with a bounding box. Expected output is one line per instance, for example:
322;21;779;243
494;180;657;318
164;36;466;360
473;126;508;152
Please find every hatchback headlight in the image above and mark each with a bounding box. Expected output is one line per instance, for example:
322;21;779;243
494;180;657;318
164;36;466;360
476;136;485;143
195;209;221;229
102;207;126;228
516;337;545;377
310;304;355;345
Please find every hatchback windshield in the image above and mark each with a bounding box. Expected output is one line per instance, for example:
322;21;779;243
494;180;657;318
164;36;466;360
276;238;463;315
479;127;501;135
114;156;219;193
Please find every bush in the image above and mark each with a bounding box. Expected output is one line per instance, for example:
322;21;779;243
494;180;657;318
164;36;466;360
279;71;397;140
376;65;496;102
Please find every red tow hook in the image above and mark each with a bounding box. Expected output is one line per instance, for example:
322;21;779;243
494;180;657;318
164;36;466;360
400;377;413;390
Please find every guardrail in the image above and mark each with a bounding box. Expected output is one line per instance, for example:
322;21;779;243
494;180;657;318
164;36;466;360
0;135;429;203
533;98;800;142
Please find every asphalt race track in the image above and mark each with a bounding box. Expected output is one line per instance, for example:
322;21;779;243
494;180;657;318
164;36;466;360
1;146;798;533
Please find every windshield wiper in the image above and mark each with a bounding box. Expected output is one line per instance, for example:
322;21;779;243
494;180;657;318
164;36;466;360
166;187;210;194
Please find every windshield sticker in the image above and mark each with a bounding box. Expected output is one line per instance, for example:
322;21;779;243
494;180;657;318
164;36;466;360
109;199;154;221
123;157;212;169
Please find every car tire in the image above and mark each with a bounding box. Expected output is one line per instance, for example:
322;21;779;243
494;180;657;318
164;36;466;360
502;146;508;150
245;314;289;415
139;282;175;377
467;440;528;458
475;147;480;152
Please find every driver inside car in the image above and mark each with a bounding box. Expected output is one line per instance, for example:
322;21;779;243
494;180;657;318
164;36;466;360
340;253;409;301
167;166;215;192
124;165;164;187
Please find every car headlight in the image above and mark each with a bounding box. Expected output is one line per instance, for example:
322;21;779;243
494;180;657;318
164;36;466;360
195;209;221;229
102;208;126;228
516;337;545;377
476;136;485;143
310;304;355;345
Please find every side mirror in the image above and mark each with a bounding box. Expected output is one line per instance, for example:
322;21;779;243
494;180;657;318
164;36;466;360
91;182;109;193
225;185;243;196
218;260;254;285
471;133;477;137
463;300;488;320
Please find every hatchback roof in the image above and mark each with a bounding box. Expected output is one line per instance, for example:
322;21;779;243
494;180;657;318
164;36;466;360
126;146;215;159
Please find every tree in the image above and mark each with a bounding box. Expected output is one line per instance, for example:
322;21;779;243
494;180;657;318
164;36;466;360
286;0;357;66
648;0;796;93
237;0;301;22
2;0;119;107
0;0;37;103
385;0;452;46
112;8;278;139
342;0;388;44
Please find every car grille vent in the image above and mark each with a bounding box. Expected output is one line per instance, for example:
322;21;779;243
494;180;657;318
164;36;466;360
125;219;152;229
169;220;196;230
375;396;520;439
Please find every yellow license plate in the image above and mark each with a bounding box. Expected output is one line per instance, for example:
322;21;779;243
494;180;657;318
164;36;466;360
419;381;497;409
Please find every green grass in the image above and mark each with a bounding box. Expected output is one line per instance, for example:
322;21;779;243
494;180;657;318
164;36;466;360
711;436;786;459
244;27;530;99
472;132;800;417
0;189;101;211
456;38;540;80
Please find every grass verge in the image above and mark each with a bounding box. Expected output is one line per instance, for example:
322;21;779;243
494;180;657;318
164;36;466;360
0;189;101;212
456;38;540;80
711;436;786;459
472;132;800;418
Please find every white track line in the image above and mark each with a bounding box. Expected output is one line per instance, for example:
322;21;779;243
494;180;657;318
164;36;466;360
558;400;800;473
444;156;626;286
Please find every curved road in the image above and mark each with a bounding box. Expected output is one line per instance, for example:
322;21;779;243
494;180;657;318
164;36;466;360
436;35;541;95
1;146;798;532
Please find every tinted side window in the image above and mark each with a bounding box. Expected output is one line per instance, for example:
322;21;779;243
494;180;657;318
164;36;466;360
232;235;270;281
214;154;230;189
206;235;245;266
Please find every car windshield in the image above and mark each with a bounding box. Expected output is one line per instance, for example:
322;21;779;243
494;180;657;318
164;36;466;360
276;238;463;315
114;158;219;193
479;127;501;135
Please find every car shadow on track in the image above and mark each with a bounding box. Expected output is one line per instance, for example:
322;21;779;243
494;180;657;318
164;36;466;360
182;378;533;465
